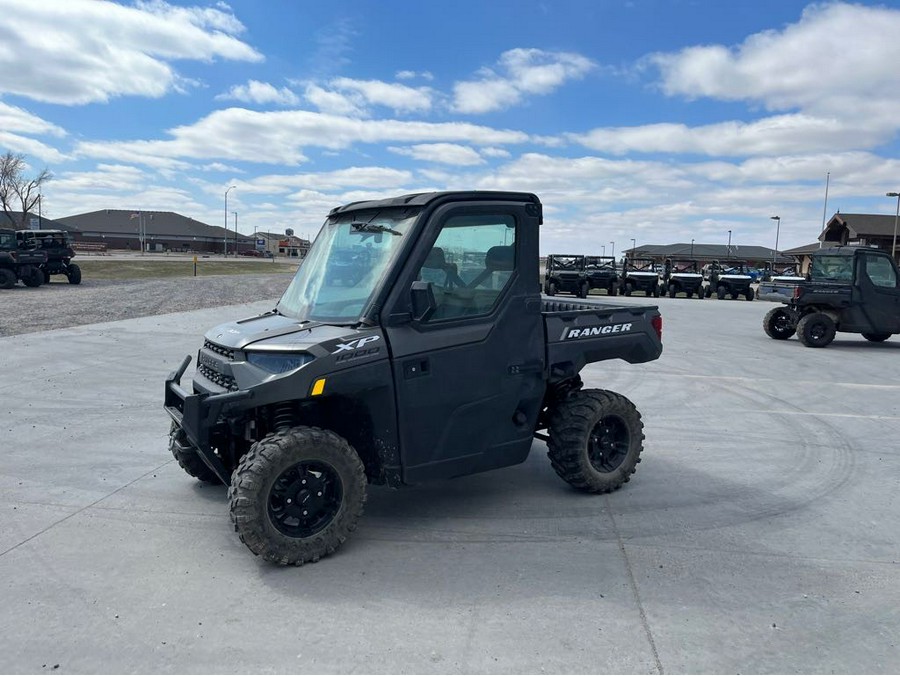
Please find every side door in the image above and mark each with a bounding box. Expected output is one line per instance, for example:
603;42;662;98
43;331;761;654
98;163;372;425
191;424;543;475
856;252;900;332
382;202;545;483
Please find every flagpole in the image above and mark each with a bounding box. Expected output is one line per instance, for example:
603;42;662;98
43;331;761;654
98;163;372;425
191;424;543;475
820;172;830;249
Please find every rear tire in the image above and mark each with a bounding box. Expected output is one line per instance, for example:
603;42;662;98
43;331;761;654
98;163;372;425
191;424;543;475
229;426;366;566
624;282;633;297
717;286;726;300
797;312;836;348
668;284;676;298
0;268;15;289
577;281;588;299
547;389;644;493
763;307;795;340
745;288;755;301
862;333;891;342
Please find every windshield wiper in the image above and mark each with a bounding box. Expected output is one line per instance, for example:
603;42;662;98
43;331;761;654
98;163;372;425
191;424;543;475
350;222;402;236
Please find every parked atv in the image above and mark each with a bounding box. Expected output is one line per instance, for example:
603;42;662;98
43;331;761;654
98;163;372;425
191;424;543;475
543;254;588;297
0;228;46;289
763;246;899;347
17;229;81;284
165;191;664;566
706;260;754;300
620;256;661;297
662;258;704;298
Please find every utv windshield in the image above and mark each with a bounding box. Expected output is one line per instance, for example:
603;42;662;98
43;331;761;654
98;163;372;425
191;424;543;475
276;209;419;324
810;255;853;282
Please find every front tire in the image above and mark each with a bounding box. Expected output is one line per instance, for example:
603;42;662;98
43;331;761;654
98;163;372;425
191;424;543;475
169;422;223;484
763;307;795;340
547;389;644;493
229;427;366;566
797;312;836;348
717;286;726;300
547;280;557;296
624;282;633;297
668;284;677;298
67;263;82;285
22;266;43;287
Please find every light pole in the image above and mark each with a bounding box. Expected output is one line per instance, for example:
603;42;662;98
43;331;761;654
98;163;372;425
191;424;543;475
610;241;615;260
630;238;636;256
770;216;781;266
37;194;42;228
233;211;239;255
601;245;605;256
224;185;236;256
887;192;900;264
690;239;694;257
727;230;732;257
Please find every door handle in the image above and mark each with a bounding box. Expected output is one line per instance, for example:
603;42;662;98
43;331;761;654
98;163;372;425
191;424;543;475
403;358;430;379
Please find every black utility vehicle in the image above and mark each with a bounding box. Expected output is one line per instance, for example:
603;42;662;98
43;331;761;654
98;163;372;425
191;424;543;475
763;246;900;347
662;258;704;298
544;254;587;297
583;255;619;296
165;191;664;565
706;260;754;300
16;229;81;284
620;256;661;297
0;228;46;289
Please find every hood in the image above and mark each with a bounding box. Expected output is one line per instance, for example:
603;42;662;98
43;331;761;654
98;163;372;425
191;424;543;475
205;311;366;352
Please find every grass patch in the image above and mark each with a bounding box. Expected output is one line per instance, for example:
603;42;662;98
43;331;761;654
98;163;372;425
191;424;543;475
76;259;298;280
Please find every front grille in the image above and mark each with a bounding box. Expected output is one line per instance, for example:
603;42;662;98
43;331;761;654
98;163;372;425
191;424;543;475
199;339;238;391
204;339;235;360
198;363;238;391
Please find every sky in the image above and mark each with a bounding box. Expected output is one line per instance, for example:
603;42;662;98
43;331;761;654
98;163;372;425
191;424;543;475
2;0;900;254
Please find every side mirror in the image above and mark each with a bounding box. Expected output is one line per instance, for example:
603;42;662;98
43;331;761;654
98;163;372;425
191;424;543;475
410;280;436;322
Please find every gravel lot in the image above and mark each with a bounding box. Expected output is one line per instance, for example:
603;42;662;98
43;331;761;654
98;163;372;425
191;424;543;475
0;272;295;336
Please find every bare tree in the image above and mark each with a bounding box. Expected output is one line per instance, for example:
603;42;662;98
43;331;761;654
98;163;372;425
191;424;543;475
0;151;52;227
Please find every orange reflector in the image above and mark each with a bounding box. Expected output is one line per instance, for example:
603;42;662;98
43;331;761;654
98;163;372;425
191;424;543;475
311;378;326;396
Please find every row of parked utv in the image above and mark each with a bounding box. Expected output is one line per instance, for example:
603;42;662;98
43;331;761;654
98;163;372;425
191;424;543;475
0;228;81;290
542;254;795;301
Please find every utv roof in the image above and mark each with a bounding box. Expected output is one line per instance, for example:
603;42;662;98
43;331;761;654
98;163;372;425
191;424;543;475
814;245;870;256
328;191;541;216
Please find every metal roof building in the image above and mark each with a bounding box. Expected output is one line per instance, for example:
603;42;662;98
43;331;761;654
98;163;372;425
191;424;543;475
57;209;252;254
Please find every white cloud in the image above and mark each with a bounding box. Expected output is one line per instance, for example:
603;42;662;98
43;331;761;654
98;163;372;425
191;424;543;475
305;78;434;116
0;102;66;137
388;143;485;166
571;113;887;157
395;70;434;81
0;132;68;164
651;3;900;114
75;108;530;166
452;48;595;114
216;80;299;106
0;0;263;105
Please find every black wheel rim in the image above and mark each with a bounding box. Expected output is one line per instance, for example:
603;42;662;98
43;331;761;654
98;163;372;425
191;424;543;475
772;312;792;335
268;460;343;538
588;415;630;473
809;321;827;341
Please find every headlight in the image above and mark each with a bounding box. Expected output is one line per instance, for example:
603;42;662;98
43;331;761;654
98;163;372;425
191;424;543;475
245;352;314;374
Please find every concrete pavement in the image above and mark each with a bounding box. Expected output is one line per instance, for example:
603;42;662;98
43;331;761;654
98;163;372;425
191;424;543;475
1;294;899;673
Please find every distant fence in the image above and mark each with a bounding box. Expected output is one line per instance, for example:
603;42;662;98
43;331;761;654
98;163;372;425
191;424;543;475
73;242;108;254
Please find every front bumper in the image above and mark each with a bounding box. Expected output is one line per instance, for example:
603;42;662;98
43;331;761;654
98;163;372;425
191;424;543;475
164;355;253;483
